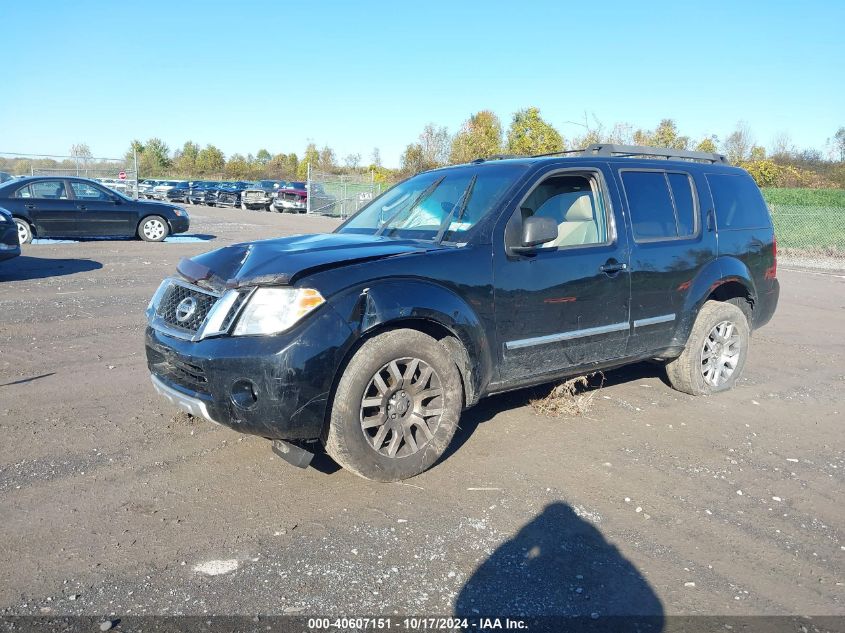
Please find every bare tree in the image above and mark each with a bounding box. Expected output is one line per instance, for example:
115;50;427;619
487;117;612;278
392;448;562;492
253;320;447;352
771;132;794;160
69;143;92;173
723;121;755;163
419;123;450;167
344;153;362;171
833;127;845;162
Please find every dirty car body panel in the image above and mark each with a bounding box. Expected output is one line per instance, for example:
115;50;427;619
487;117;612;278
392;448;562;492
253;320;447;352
146;151;779;449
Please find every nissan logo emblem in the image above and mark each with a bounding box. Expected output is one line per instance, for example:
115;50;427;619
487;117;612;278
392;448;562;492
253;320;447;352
175;296;198;323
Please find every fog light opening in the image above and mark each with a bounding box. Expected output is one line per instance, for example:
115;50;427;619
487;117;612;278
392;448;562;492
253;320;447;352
231;379;258;410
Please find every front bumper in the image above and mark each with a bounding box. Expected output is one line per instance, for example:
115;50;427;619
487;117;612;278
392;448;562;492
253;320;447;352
0;223;20;261
169;216;190;234
274;199;306;211
145;304;354;440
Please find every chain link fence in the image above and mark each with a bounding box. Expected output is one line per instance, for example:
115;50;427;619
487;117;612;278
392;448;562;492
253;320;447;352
769;204;845;270
0;152;139;198
307;169;383;218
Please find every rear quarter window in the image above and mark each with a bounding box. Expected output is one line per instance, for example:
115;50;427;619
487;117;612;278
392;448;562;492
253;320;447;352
706;173;770;230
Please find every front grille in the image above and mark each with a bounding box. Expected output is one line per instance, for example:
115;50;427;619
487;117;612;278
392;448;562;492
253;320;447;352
280;192;303;202
156;282;218;333
244;191;264;200
148;347;210;394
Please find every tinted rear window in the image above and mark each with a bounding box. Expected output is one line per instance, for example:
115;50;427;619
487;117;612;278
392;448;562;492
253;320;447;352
707;174;770;230
667;173;695;236
621;170;698;241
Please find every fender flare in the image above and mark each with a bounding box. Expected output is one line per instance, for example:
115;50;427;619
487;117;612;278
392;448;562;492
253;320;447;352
673;256;757;346
329;278;492;406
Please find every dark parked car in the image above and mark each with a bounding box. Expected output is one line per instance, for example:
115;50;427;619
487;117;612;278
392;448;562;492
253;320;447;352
185;181;217;205
146;144;779;481
213;181;254;208
0;206;20;261
0;172;15;184
0;176;190;243
164;181;192;203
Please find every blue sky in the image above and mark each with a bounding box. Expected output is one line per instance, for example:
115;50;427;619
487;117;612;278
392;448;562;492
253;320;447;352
1;0;843;167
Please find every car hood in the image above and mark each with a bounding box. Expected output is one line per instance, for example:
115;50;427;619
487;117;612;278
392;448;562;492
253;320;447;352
177;232;444;289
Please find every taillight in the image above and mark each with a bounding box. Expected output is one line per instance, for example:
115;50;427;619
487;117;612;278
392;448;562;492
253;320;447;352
765;235;777;280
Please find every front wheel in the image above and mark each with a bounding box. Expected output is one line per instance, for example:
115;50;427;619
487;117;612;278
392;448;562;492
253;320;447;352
138;215;169;242
324;329;463;481
665;300;750;395
15;218;33;244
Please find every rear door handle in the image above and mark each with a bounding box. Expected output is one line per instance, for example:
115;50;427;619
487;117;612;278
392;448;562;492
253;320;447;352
77;205;87;211
25;203;36;210
600;261;627;274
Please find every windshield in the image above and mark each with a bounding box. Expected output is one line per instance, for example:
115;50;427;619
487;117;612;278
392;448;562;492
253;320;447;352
338;163;526;242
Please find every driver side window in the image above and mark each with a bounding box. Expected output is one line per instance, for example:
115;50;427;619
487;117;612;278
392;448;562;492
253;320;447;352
518;173;609;249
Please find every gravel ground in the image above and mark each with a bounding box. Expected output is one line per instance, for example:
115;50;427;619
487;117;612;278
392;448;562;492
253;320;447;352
0;205;843;618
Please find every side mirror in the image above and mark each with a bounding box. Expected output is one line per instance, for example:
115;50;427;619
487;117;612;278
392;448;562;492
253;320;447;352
512;216;558;253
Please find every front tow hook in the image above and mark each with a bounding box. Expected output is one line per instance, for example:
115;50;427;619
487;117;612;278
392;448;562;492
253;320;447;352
271;439;314;469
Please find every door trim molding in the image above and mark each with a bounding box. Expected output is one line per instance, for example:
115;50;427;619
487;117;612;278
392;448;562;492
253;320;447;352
633;313;676;328
505;321;629;351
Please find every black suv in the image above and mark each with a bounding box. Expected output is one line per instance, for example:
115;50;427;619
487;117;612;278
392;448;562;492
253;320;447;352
146;145;779;481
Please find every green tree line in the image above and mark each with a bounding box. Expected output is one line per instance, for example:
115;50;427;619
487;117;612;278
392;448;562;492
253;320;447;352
3;114;844;189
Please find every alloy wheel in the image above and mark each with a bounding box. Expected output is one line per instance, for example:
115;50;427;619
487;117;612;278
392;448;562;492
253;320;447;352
16;220;30;244
143;218;166;241
700;320;741;387
360;357;444;458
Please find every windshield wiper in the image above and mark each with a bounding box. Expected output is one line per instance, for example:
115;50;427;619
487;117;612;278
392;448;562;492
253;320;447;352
434;175;476;244
374;176;445;238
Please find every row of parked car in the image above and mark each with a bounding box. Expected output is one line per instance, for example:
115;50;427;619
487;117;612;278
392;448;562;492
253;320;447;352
137;179;337;213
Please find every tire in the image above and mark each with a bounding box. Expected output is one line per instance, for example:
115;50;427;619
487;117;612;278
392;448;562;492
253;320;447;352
14;218;33;244
324;329;463;481
665;300;750;396
240;202;248;211
138;215;169;242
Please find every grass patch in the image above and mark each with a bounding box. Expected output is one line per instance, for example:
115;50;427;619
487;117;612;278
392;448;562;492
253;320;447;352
530;373;604;418
762;188;845;207
760;188;845;253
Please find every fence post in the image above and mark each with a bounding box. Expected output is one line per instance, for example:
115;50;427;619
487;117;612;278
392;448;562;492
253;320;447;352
306;162;311;214
133;148;139;200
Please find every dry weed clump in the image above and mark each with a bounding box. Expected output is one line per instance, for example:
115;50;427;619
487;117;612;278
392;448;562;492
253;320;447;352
530;372;604;418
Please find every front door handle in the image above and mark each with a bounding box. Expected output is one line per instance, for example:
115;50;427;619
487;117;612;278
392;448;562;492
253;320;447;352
600;260;627;274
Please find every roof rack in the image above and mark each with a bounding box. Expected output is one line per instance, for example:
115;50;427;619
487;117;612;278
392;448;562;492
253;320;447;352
582;144;729;164
471;154;520;163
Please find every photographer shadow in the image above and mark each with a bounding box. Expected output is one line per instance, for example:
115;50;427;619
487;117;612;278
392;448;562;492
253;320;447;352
455;502;664;631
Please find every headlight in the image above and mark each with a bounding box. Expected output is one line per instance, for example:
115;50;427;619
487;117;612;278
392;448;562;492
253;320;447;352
233;287;325;336
172;207;187;217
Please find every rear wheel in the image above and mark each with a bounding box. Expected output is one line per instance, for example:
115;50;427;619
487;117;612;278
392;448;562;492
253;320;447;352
324;329;463;481
138;215;169;242
15;218;33;244
665;300;749;395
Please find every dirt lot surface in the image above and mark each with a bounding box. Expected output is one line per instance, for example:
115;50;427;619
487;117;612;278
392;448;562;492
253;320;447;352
0;206;843;618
